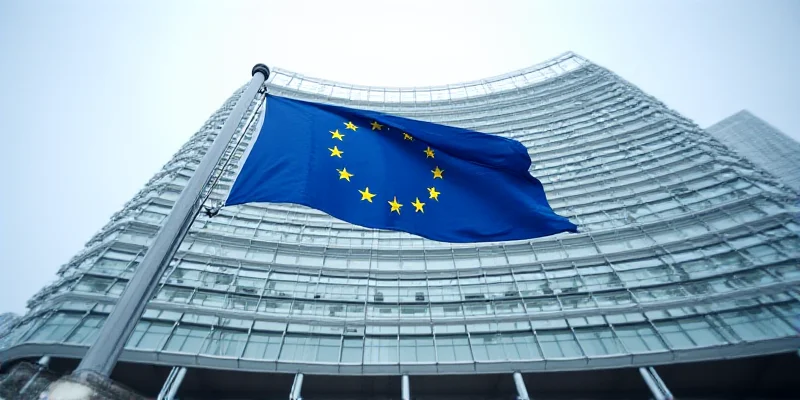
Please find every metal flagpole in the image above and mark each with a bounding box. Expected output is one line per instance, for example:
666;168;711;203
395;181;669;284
74;64;270;377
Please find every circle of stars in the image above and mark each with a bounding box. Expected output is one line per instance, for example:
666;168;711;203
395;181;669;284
328;119;443;215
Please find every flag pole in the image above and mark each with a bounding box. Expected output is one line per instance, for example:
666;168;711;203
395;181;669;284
74;64;270;378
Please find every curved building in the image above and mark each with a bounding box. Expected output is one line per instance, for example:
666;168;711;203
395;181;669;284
2;52;800;399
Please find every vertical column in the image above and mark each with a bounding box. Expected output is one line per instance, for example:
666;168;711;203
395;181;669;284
165;367;187;400
648;367;673;400
513;372;531;400
401;374;411;400
290;373;304;400
156;367;178;400
639;367;669;400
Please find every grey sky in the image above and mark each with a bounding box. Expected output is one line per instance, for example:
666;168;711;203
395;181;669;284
1;0;798;315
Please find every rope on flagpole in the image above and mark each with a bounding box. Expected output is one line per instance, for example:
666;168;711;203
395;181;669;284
202;85;268;217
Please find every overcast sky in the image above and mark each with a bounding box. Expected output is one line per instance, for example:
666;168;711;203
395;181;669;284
1;0;798;315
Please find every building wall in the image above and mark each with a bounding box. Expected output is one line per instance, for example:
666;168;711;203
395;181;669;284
0;313;19;339
706;110;800;193
2;53;799;375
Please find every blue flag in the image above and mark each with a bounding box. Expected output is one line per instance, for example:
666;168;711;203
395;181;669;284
225;95;578;243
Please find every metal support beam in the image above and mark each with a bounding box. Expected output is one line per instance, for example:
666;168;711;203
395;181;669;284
513;371;530;400
165;367;187;400
648;367;673;400
401;374;410;400
75;64;270;377
19;355;51;395
639;367;667;400
156;367;178;400
290;373;304;400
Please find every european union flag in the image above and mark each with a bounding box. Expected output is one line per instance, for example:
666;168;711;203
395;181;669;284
225;94;578;243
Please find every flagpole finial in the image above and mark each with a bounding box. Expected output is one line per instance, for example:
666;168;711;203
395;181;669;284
252;64;270;79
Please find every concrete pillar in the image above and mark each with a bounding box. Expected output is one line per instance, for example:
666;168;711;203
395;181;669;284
513;371;530;400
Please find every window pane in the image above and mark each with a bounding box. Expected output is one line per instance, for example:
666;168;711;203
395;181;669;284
126;321;173;350
341;337;363;363
720;308;795;341
29;313;82;342
436;336;472;362
317;337;341;362
575;327;623;356
364;337;397;364
202;329;248;357
614;325;665;353
243;332;282;360
537;330;583;358
679;318;726;346
400;337;435;362
165;326;209;353
65;315;105;345
655;320;695;349
471;334;506;361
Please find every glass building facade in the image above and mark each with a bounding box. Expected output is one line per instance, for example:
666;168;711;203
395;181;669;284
1;52;799;398
706;110;800;193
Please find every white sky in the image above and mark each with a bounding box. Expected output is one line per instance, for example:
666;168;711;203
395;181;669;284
1;0;799;314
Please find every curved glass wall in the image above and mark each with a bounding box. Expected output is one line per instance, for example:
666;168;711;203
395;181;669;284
2;52;799;375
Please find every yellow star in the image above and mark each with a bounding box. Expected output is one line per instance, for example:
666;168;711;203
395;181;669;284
329;146;343;158
427;187;440;201
371;121;383;130
330;129;345;141
344;121;358;131
411;197;425;213
424;146;435;158
388;196;402;214
358;187;376;202
337;167;354;181
432;166;444;179
403;133;414;141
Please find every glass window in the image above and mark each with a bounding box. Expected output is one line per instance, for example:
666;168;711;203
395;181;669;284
155;286;193;303
614;324;665;353
472;332;540;361
202;329;248;357
190;292;225;308
525;297;560;312
28;313;82;342
316;336;341;362
243;332;282;360
279;335;316;362
720;308;795;341
654;320;694;349
679;317;726;346
164;326;209;354
537;330;583;359
227;295;258;311
91;257;132;276
494;300;524;315
435;336;472;362
471;334;505;361
399;337;435;362
594;291;633;307
341;337;363;363
431;304;463;318
74;276;113;294
126;321;173;350
364;337;398;364
65;315;104;345
574;327;623;356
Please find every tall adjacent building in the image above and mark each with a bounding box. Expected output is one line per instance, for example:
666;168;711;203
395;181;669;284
1;53;799;399
706;110;800;193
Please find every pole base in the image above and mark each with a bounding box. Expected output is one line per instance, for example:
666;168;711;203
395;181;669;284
41;371;146;400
